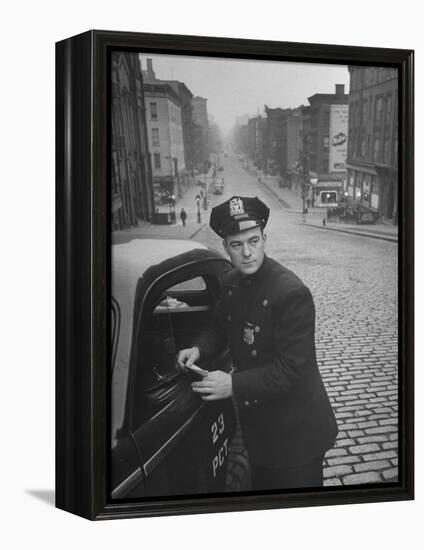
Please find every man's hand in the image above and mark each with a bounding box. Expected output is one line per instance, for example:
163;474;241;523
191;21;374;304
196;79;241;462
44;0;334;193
191;371;233;401
176;346;200;372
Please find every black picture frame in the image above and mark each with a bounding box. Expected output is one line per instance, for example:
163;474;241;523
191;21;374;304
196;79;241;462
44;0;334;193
56;29;414;520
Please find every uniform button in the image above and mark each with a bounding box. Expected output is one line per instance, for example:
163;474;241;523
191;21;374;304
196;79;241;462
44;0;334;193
244;400;250;407
228;290;232;297
262;299;268;306
227;315;232;321
251;349;257;357
253;399;258;404
254;326;260;333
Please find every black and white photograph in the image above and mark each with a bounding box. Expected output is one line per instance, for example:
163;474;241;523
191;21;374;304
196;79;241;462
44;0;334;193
110;51;400;500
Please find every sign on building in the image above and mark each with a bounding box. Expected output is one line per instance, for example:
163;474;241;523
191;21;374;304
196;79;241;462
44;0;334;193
329;105;348;172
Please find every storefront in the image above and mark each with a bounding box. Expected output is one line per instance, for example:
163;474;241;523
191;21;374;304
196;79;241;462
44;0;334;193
312;179;343;207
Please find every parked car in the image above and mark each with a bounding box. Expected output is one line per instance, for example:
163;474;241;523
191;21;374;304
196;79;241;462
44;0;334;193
111;239;236;499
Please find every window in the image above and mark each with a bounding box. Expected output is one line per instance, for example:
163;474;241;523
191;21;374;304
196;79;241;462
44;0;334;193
375;96;384;126
385;94;392;124
320;191;337;204
383;138;390;164
362;99;368;125
154;153;161;169
150;102;158;120
323;110;330;127
134;272;219;423
348;133;354;156
166;277;207;293
152;128;160;146
368;95;373;121
373;137;381;162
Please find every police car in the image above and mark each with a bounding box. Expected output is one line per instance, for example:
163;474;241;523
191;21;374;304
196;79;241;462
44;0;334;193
111;239;236;499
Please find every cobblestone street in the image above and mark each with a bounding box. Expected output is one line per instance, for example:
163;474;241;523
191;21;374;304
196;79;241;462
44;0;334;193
114;153;398;487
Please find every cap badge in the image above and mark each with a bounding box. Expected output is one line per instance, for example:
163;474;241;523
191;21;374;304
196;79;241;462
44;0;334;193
243;321;255;345
229;197;245;217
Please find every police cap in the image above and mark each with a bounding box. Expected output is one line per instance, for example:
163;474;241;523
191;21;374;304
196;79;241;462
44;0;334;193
210;196;270;238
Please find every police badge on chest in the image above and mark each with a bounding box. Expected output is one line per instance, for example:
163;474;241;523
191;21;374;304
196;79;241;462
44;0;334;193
243;321;255;345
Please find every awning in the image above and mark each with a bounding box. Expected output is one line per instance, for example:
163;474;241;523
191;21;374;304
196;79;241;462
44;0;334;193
313;181;342;188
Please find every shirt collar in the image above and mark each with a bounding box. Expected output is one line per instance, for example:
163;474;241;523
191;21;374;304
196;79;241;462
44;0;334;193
238;255;269;287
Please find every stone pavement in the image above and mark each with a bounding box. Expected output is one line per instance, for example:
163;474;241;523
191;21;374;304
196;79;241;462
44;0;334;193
239;158;399;486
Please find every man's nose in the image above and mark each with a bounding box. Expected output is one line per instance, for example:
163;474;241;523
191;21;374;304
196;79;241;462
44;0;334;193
242;243;251;257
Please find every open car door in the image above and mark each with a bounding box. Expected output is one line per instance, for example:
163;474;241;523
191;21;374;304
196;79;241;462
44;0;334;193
117;247;236;498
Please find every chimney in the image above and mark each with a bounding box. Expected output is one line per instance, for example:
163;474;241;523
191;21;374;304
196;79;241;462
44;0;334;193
335;84;345;96
146;58;155;79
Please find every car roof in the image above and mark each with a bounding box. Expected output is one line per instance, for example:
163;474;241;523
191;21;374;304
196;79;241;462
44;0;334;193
112;239;207;278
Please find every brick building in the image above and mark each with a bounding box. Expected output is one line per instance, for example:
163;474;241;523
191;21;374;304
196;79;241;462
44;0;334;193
143;58;197;173
346;67;398;223
303;84;349;207
281;108;303;191
191;96;210;166
247;115;267;170
111;51;154;230
143;78;186;204
232;123;249;156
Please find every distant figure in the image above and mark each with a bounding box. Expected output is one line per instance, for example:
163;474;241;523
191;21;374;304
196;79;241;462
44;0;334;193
180;208;187;227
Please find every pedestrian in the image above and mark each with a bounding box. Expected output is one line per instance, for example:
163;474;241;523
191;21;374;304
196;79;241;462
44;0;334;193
177;195;338;491
180;207;187;227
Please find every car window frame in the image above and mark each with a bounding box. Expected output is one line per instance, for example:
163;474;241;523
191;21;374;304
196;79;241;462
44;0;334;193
124;256;231;436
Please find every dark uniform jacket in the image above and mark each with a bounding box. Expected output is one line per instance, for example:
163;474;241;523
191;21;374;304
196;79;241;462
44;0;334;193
195;255;338;468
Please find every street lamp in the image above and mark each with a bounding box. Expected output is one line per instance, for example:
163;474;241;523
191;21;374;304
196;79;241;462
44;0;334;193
168;194;176;223
323;192;331;226
196;195;201;223
203;172;208;210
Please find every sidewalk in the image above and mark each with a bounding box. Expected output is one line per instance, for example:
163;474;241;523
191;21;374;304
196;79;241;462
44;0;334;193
112;176;212;245
258;172;398;243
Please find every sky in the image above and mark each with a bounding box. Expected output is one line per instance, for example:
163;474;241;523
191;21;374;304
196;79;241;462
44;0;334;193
139;53;350;137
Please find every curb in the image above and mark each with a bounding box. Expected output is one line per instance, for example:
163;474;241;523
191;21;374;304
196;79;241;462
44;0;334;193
303;223;398;243
256;176;295;209
189;223;207;239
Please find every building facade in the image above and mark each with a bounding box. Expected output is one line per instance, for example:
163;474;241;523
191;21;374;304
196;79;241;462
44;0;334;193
232;123;249;156
346;67;398;223
247;115;267;170
264;106;287;175
143;58;197;174
111;51;154;230
281;108;303;191
303;84;349;207
191;96;210;166
143;81;186;200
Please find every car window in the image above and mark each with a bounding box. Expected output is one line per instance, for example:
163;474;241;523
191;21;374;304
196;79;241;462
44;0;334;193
166;276;206;292
132;273;216;425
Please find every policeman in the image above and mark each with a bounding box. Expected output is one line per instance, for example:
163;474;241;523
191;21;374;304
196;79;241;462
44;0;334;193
177;195;338;490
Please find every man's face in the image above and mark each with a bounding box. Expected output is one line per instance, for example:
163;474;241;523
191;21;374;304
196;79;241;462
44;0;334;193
223;226;266;276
